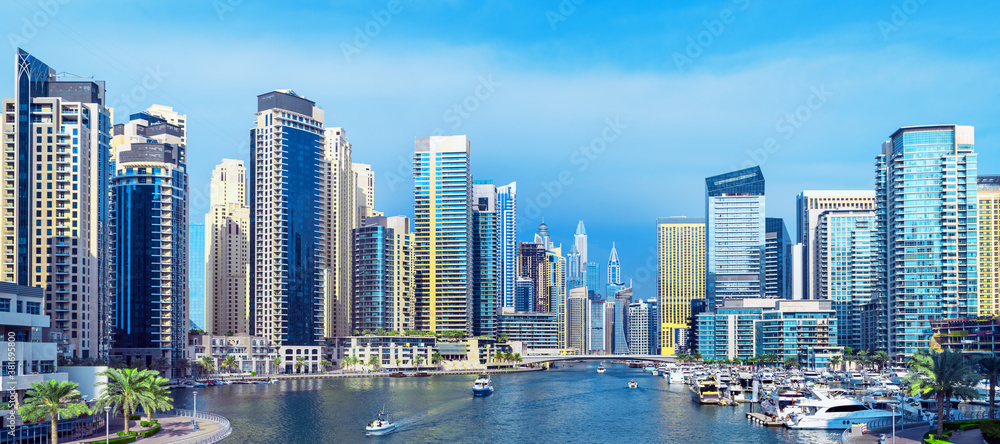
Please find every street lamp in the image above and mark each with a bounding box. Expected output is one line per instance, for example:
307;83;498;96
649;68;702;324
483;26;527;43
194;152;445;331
104;406;111;444
192;391;198;430
891;404;897;444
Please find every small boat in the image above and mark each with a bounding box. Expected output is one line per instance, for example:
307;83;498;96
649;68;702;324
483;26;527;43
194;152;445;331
628;379;638;389
651;369;659;376
597;363;606;373
365;409;396;435
389;372;406;378
413;372;430;377
473;374;494;396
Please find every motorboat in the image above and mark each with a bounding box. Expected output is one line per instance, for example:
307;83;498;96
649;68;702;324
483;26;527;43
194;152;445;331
900;396;963;423
597;363;606;373
760;388;809;418
690;375;721;404
473;374;494;396
389;372;406;378
651;369;659;376
365;409;396;435
784;399;895;429
628;379;638;389
668;369;688;384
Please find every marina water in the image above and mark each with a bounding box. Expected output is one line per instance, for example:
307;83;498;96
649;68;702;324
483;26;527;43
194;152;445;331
175;361;844;443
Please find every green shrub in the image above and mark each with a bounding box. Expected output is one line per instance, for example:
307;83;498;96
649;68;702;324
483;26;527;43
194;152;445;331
140;420;149;427
981;420;1000;444
140;424;161;438
128;414;141;420
97;435;136;444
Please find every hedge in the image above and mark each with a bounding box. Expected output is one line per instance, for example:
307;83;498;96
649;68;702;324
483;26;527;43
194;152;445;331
87;435;136;444
982;420;1000;444
140;423;162;438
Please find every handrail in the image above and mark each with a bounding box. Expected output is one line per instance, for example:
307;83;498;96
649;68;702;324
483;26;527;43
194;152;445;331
160;409;232;444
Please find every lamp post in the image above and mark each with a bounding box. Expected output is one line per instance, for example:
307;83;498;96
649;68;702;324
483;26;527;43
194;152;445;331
891;404;896;444
104;406;111;444
192;391;198;430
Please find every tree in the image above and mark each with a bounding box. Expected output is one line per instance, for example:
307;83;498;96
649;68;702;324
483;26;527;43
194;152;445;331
690;352;702;362
272;356;283;374
175;358;190;379
431;352;444;365
784;356;799;369
320;359;333;372
18;380;90;444
497;333;509;343
109;356;126;369
221;355;238;375
395;359;402;369
367;354;381;371
493;351;504;366
138;376;173;422
294;356;307;374
829;355;842;371
414;355;424;369
150;356;168;374
904;349;980;437
872;351;889;372
856;350;870;371
513;353;521;365
977;354;1000;421
197;356;216;378
94;368;159;434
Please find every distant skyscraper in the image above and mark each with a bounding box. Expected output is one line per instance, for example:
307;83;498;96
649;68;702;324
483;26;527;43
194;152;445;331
764;218;790;299
980;176;1000;316
628;299;658;355
514;277;535;312
534;221;553;250
323;127;356;339
566;244;582;290
110;109;188;374
575;221;588;264
519;241;549;312
472;180;498;338
607;242;621;288
877;125;978;357
548;248;567;348
796;190;877;300
251;90;329;346
588;298;606;353
613;287;633;354
189;222;205;331
705;167;766;308
566;288;588;353
351;163;376;219
656;217;706;355
573;221;588;289
815;210;876;351
205;159;250;336
2;49;112;359
413;135;472;333
497;182;517;308
586;261;599;298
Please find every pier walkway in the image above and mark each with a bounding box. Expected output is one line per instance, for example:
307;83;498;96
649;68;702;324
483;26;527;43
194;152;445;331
67;409;231;444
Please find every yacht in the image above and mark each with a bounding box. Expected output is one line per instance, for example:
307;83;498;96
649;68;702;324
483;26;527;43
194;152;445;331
365;409;396;435
900;396;963;423
597;363;607;373
690;376;721;404
628;379;638;389
668;370;687;384
472;374;494;396
651;369;659;376
784;399;894;429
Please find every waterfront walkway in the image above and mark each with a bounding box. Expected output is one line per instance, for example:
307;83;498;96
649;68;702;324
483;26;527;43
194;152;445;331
220;366;543;382
848;425;984;444
67;410;230;444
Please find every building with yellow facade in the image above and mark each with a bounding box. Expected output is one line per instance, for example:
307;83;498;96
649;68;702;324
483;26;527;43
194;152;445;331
656;217;705;355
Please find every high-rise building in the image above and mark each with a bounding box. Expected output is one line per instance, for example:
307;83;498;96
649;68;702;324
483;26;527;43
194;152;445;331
534;221;553;250
656;217;706;355
603;300;616;353
251;90;328;346
566;244;581;290
351;163;377;219
548;248;567;348
796;191;876;300
979;176;1000;316
585;261;599;298
588;297;606;353
351;215;414;332
497;307;558;351
472;180;498;338
323;126;356;339
385;216;414;331
877;125;978;358
496;182;517;308
612;287;633;354
571;221;587;290
189;222;205;331
205;159;250;336
2;50;112;359
815;210;876;351
566;287;588;353
606;242;621;296
519;241;549;312
109;110;188;374
628;298;658;355
514;276;534;312
705;167;766;308
575;221;588;264
413;135;472;333
764;217;790;299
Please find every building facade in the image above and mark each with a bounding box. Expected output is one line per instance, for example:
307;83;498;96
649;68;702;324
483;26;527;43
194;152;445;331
764;217;790;300
472;180;498;338
519;241;549;312
497;307;559;351
656;217;706;355
205;159;250;336
496;182;517;309
514;277;534;312
814;210;876;351
322;127;355;339
627;298;658;355
979;176;1000;316
705;167;766;309
413;135;472;333
189;222;205;331
796;190;877;300
566;287;588;353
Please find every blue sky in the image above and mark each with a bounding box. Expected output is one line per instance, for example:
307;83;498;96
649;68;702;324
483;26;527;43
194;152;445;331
3;0;998;299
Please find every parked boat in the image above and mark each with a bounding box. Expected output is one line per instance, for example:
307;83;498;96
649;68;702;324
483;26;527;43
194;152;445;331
784;399;895;430
473;374;494;396
690;376;721;404
389;372;406;378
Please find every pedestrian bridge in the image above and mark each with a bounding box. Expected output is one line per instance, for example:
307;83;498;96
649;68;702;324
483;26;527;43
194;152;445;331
519;354;677;365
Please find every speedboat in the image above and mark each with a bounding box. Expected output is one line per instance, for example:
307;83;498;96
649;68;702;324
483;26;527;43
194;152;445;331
784;399;894;429
365;410;396;435
597;363;606;373
473;374;494;396
690;376;721;404
628;379;638;389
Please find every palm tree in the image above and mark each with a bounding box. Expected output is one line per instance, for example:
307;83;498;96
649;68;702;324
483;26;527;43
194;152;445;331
294;356;307;374
175;358;190;379
221;355;238;375
138;376;173;422
17;380;90;444
431;352;444;366
94;367;159;434
856;350;870;371
197;356;216;378
320;359;333;372
829;355;842;371
108;355;126;369
783;356;799;369
150;356;168;374
414;355;424;370
978;354;1000;420
904;349;980;437
503;352;513;367
367;354;381;372
395;359;402;369
272;356;283;374
873;351;889;372
513;353;522;366
493;351;504;366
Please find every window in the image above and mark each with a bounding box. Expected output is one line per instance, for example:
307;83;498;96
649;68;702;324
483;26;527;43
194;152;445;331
0;298;9;312
25;302;40;315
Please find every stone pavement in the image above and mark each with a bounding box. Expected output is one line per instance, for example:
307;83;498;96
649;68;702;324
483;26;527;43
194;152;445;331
850;424;985;444
67;415;223;444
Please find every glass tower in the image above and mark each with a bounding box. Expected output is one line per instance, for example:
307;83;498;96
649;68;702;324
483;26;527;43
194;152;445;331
472;180;498;338
705;167;766;309
815;211;876;351
980;176;1000;316
189;222;205;331
497;182;517;308
764;217;790;299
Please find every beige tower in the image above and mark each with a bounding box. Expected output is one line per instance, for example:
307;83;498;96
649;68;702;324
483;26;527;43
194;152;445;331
979;176;1000;315
205;159;251;335
386;215;414;331
323;127;355;338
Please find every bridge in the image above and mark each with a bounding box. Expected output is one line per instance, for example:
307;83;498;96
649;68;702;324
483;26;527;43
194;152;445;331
519;355;677;365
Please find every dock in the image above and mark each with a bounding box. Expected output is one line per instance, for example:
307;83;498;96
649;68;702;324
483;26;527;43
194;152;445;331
745;412;784;427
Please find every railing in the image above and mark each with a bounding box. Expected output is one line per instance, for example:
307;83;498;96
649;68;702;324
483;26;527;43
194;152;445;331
161;409;232;444
840;417;916;444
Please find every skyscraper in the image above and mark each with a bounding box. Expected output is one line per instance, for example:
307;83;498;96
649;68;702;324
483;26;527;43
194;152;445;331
656;217;706;355
189;222;205;331
353;217;393;332
519;241;549;312
572;221;587;290
109;110;188;374
351;163;379;220
534;221;553;250
496;182;517;308
514;277;534;312
815;210;876;350
205;159;250;336
588;298;606;353
628;298;658;355
385;216;414;331
472;180;498;338
764;217;790;299
877;125;978;357
413;135;472;333
980;176;1000;316
705;167;765;308
613;287;633;354
585;262;599;298
251;90;328;346
2;50;111;359
549;247;567;347
796;190;877;299
566;287;588;353
323;127;356;339
607;242;621;293
566;244;582;290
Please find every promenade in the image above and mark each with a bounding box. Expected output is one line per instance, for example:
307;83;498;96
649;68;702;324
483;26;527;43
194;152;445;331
847;425;984;444
66;410;231;444
218;366;544;382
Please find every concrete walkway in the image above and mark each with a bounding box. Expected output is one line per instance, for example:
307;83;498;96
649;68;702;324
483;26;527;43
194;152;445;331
67;415;222;444
850;424;985;444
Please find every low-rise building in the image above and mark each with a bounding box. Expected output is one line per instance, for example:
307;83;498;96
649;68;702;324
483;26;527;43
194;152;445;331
342;335;436;370
932;317;1000;354
697;298;837;362
497;307;559;352
187;333;280;375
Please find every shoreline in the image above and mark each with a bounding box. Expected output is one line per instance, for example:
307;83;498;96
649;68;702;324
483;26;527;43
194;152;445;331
186;366;544;383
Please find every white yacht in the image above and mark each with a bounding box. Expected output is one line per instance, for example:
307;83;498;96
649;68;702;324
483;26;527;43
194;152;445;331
668;370;687;384
365;409;396;435
784;399;895;429
597;363;606;373
628;379;638;389
473;374;494;396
